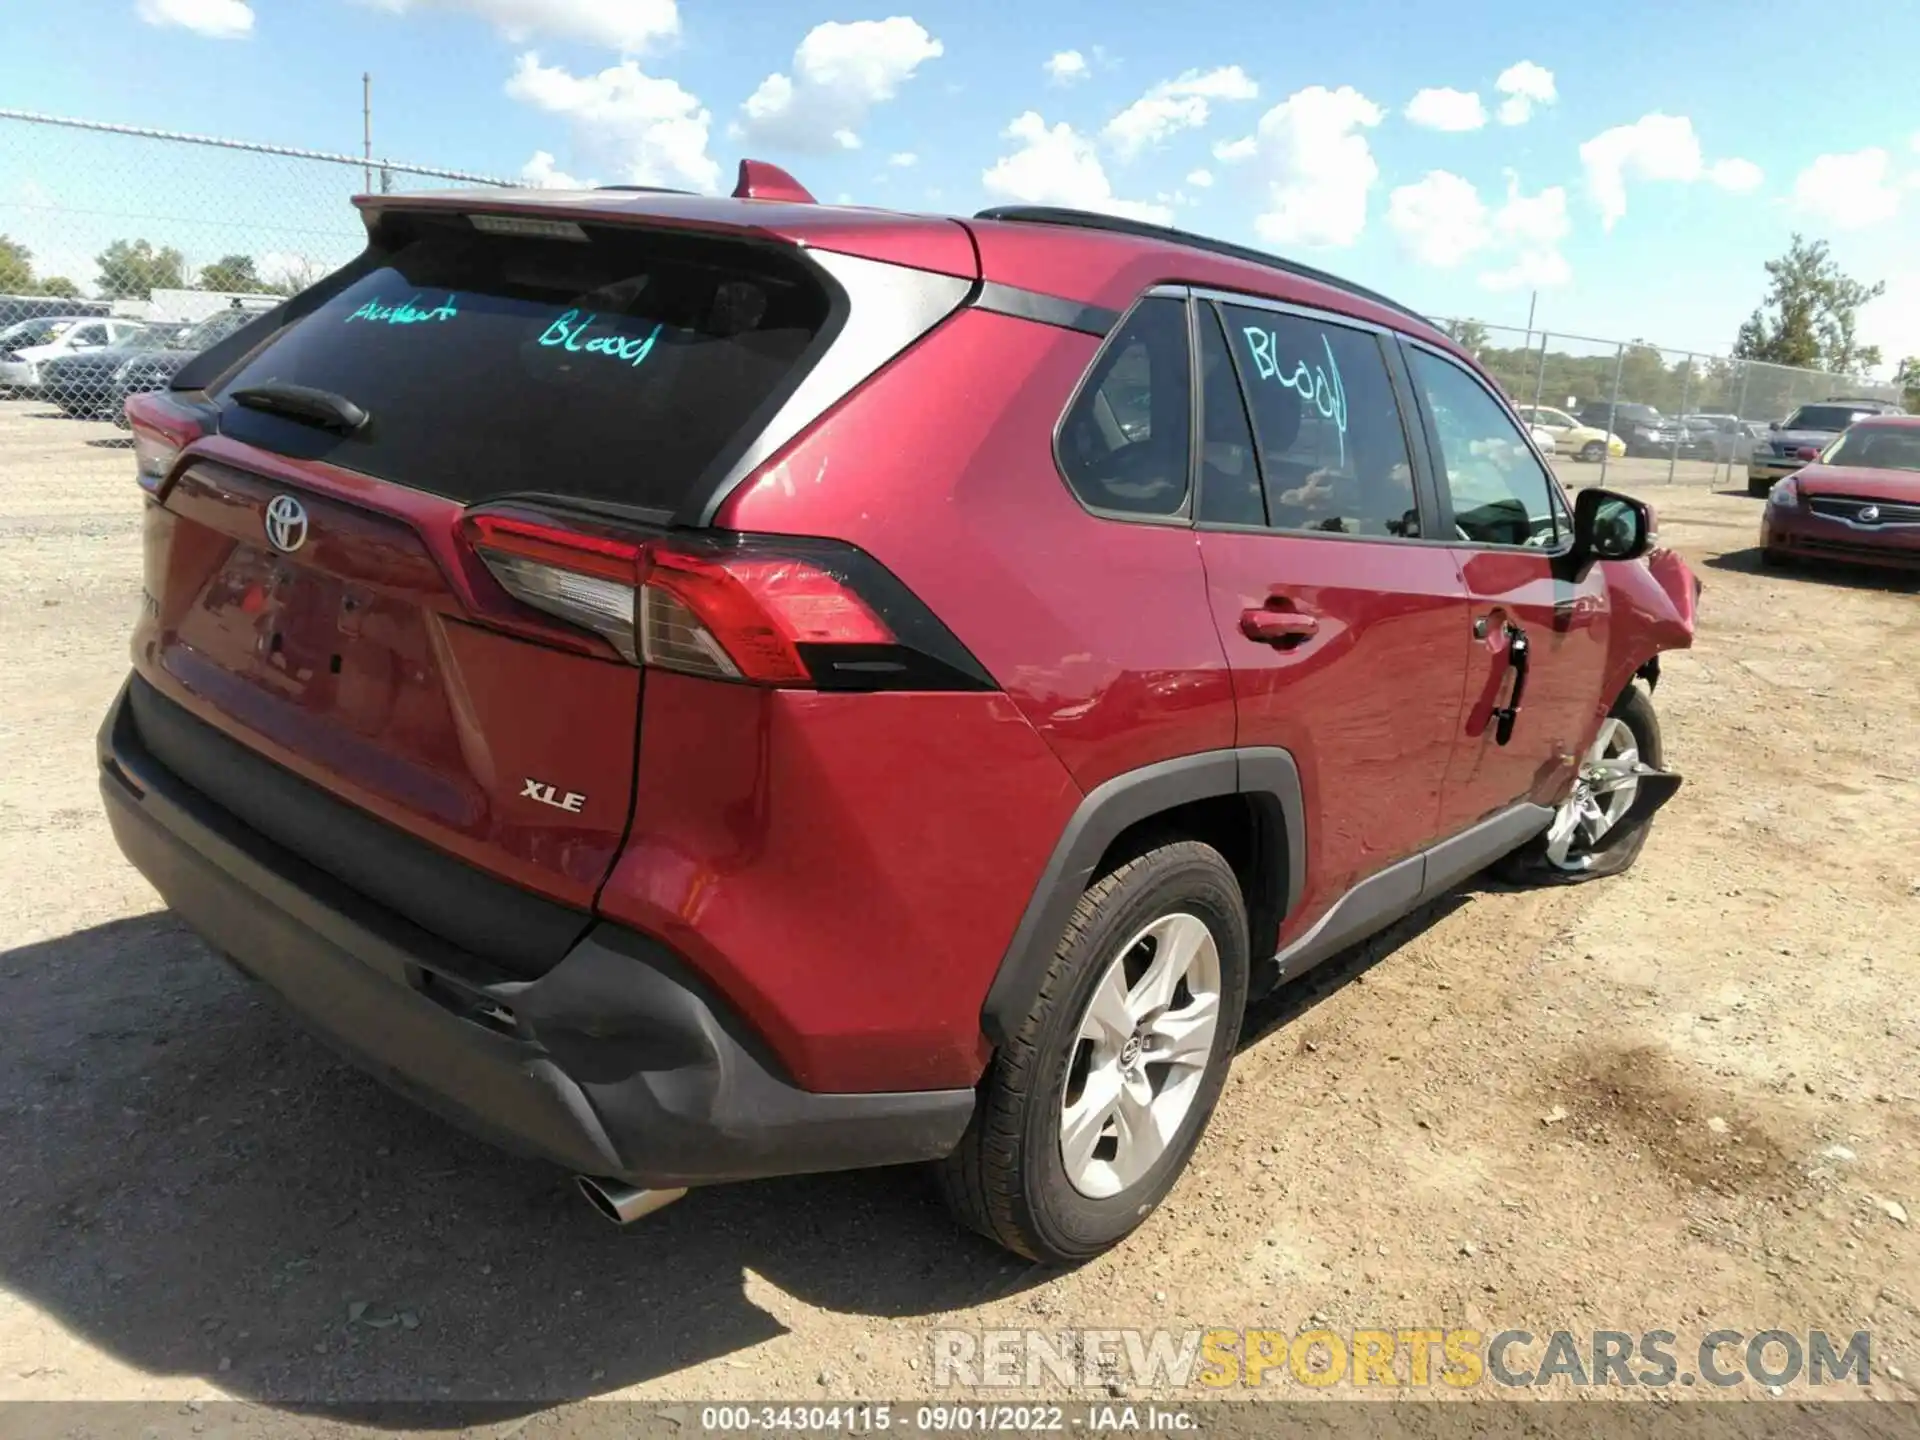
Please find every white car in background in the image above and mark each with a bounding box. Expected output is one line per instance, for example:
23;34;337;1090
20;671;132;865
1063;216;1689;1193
1529;424;1560;455
0;316;147;393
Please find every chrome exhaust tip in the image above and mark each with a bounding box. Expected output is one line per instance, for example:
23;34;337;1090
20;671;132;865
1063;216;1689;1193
575;1176;687;1225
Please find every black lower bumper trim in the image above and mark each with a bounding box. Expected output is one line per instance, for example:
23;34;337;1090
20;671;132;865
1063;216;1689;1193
98;676;974;1189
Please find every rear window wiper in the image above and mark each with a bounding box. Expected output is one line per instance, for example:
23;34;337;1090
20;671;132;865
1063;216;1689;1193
229;382;369;435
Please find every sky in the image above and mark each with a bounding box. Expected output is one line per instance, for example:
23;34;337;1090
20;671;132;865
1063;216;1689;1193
4;0;1920;370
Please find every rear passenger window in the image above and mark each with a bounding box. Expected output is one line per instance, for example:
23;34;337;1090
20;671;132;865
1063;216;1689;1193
1220;304;1420;538
1196;306;1265;526
1407;348;1563;548
1057;297;1192;518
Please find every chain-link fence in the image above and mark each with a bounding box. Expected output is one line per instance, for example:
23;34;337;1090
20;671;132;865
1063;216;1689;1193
1432;319;1903;490
0;108;1904;496
0;110;507;463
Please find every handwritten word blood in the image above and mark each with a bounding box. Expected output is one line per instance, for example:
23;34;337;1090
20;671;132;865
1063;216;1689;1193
538;310;665;368
346;294;459;325
1241;326;1348;465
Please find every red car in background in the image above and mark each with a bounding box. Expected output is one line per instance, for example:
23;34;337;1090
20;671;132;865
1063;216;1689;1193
1761;416;1920;573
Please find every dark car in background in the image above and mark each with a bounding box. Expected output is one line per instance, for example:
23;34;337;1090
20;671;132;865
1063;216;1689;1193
1761;416;1920;571
1746;398;1908;496
37;307;261;424
39;322;190;416
1576;401;1689;457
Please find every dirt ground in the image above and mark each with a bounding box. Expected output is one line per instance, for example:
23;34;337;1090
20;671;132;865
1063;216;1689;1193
1;397;1917;1413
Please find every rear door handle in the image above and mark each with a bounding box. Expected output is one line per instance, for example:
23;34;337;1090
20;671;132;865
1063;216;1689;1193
1240;608;1320;646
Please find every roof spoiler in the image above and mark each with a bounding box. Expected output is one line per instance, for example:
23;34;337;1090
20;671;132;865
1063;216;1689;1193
732;159;815;204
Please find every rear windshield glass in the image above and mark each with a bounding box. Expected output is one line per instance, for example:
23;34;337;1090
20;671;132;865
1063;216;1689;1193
214;214;833;513
1785;405;1873;432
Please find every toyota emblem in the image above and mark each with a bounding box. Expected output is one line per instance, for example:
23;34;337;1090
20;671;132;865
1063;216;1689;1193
264;494;309;553
1858;505;1881;525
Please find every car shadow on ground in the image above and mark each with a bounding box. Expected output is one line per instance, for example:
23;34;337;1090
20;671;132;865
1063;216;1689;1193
85;436;133;449
1238;892;1471;1052
0;915;1046;1414
1705;546;1918;592
1;889;1467;1417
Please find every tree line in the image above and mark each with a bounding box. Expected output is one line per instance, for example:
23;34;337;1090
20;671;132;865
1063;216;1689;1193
1445;234;1919;418
1;234;301;302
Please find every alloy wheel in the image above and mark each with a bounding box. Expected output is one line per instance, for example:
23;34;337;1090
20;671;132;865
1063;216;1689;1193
1059;912;1221;1199
1544;717;1642;871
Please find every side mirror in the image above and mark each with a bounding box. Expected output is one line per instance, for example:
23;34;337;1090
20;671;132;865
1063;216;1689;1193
1571;486;1654;566
1768;421;1780;432
1795;446;1820;461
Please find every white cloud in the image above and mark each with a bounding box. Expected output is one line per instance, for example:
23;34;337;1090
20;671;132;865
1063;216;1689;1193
888;151;918;168
1480;248;1572;292
1579;112;1758;229
360;0;676;50
1491;175;1569;245
520;150;590;188
135;0;253;39
1186;168;1214;188
1708;157;1764;192
738;18;943;154
1387;171;1488;267
506;52;719;194
1385;165;1571;289
1226;85;1383;248
1102;67;1259;160
1405;87;1486;133
981;111;1172;224
1494;60;1555;125
1045;49;1089;85
1481;174;1571;290
1791;149;1901;230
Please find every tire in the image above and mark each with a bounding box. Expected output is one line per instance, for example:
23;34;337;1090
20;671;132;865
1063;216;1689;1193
1494;686;1663;886
1579;441;1605;463
936;840;1249;1265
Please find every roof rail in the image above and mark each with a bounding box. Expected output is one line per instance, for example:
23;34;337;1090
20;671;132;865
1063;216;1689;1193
594;184;693;195
973;205;1429;326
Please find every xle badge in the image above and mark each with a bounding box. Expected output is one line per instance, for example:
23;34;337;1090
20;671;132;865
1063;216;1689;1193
521;778;586;814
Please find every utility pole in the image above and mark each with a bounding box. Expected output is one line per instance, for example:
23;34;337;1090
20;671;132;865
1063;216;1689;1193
362;73;372;193
1521;289;1537;354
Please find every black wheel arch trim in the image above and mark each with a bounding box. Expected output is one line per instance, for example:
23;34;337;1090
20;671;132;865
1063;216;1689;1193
979;746;1304;1048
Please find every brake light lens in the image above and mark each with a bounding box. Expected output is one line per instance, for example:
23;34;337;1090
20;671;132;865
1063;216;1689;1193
639;548;891;683
124;391;206;496
460;507;991;692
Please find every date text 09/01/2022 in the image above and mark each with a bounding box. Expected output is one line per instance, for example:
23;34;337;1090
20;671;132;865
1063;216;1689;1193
696;1404;1196;1434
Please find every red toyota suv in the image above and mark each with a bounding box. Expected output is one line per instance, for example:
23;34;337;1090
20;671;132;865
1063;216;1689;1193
99;163;1699;1265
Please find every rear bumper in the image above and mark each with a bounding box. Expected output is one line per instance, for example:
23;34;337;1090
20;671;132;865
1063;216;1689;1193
1762;509;1920;570
98;677;973;1189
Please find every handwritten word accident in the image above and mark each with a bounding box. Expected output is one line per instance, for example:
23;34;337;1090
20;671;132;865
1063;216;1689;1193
346;294;459;325
539;310;666;368
1242;326;1349;464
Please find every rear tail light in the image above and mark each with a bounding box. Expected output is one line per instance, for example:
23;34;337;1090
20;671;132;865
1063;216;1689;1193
461;507;993;692
124;391;207;497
